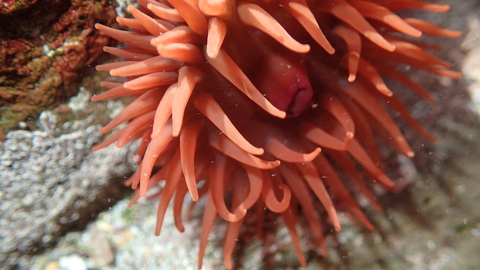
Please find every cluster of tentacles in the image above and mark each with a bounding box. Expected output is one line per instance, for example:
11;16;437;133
93;0;460;268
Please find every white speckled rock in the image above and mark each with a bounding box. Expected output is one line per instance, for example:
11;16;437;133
0;90;136;269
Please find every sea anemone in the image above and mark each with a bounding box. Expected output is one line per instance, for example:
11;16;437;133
93;0;461;268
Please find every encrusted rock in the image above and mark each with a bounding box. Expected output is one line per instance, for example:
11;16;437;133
0;0;119;139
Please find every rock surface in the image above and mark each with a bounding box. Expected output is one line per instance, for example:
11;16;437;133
0;89;136;269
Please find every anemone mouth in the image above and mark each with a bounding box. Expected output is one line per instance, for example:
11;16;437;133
93;0;461;268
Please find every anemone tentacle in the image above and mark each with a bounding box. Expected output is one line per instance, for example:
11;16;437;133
93;0;459;268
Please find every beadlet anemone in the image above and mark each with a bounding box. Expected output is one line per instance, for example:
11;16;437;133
92;0;461;268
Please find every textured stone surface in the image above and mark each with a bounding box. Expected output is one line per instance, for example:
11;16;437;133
0;90;135;269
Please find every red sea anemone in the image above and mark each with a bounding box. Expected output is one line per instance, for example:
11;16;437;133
92;0;461;268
